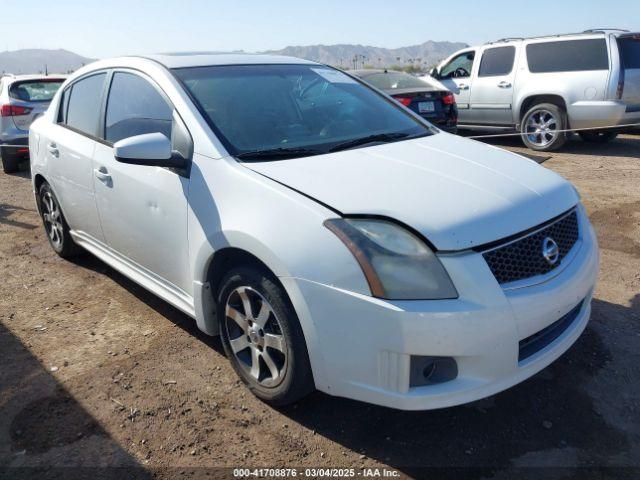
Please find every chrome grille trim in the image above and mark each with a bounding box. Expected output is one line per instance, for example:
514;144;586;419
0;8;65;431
481;208;580;286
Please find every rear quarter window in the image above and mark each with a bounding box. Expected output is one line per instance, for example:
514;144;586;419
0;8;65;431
618;37;640;69
526;39;609;73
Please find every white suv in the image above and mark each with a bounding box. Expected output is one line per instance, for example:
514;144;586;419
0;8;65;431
428;30;640;151
30;54;598;410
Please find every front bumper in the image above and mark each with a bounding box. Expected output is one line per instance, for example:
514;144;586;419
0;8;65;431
282;207;599;410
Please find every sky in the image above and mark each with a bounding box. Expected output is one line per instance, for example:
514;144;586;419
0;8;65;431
1;0;638;58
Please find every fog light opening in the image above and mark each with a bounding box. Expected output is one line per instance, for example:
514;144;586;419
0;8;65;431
409;355;458;388
422;361;437;380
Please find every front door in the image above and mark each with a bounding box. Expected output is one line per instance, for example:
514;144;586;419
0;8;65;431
468;45;517;125
436;50;476;123
92;71;191;294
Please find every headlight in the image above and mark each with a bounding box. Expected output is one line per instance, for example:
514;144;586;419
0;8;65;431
324;218;458;300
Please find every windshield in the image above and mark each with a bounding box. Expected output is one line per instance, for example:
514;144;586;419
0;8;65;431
363;72;428;90
173;64;432;159
9;79;64;102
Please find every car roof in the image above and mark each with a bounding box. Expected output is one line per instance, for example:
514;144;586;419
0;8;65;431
138;53;319;69
485;29;638;46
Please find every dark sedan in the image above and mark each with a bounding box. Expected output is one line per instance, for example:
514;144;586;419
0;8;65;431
351;69;457;133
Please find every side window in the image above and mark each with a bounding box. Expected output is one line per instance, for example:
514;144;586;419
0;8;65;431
618;37;640;70
479;46;516;77
440;51;475;79
62;73;107;136
527;39;609;73
105;72;173;144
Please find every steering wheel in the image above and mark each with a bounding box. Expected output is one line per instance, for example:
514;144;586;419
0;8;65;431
299;77;325;99
453;67;469;78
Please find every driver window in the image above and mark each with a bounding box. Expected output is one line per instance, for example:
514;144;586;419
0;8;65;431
440;51;476;79
105;72;173;144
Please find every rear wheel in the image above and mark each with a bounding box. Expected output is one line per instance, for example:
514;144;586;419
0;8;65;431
218;266;314;406
1;147;20;174
38;182;82;258
520;103;568;151
578;130;619;143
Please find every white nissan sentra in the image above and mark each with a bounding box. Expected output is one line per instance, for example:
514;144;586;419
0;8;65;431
29;54;598;410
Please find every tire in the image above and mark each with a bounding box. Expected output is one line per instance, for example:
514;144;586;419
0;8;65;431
1;147;20;174
217;266;314;406
520;103;568;152
38;182;82;258
578;130;619;143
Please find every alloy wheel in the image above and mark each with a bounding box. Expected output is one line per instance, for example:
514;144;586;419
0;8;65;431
525;109;559;148
41;190;64;250
224;286;288;387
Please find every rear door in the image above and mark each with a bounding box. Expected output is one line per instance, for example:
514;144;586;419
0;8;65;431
617;34;640;108
92;70;191;293
436;50;476;122
468;45;517;125
46;73;107;241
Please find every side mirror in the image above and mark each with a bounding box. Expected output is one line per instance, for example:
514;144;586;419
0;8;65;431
429;67;440;79
114;132;187;169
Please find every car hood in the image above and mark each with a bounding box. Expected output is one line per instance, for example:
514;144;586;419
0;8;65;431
244;133;579;251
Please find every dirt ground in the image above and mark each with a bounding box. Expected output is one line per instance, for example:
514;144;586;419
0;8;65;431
1;134;639;479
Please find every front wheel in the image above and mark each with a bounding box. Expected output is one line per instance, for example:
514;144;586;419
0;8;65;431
520;103;568;151
578;130;619;143
218;266;314;406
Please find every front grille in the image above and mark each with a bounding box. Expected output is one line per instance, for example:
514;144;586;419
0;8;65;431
519;300;584;362
482;210;579;285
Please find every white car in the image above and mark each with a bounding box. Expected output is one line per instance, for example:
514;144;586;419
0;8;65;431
29;54;599;410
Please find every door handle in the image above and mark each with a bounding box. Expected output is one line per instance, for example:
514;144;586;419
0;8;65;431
498;81;512;88
94;167;111;182
458;84;469;90
46;142;59;157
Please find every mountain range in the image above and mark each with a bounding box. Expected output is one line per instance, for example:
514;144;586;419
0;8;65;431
266;40;468;69
0;40;467;75
0;49;94;75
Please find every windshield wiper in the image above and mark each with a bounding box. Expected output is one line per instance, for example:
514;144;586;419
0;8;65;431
235;147;324;161
327;132;426;153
